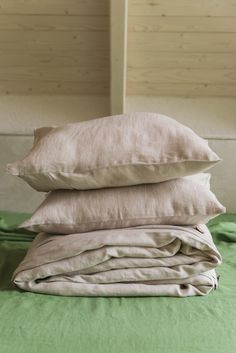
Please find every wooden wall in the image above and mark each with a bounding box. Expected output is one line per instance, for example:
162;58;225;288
2;0;236;98
127;0;236;96
0;0;109;95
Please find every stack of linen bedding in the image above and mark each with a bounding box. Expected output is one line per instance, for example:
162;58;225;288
8;112;225;297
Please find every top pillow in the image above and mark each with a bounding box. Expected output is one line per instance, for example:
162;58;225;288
7;112;220;191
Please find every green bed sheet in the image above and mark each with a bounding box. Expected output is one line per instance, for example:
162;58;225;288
0;211;236;353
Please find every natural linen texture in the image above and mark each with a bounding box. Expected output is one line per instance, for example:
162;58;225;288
20;176;225;234
7;112;220;191
13;225;221;297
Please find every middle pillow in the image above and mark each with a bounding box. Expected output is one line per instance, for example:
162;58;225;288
21;175;225;234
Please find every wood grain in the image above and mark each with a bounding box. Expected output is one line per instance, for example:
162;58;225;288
128;68;236;84
128;32;236;52
0;81;109;95
0;1;109;95
0;31;109;51
0;51;109;67
0;66;109;82
127;82;236;97
0;15;109;31
129;16;236;33
128;52;236;69
110;0;128;115
127;0;236;97
0;0;109;15
129;0;236;17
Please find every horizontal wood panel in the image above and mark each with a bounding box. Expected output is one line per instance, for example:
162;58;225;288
0;51;109;67
0;31;109;51
0;15;109;31
0;81;109;95
128;52;236;69
129;0;236;17
128;32;236;52
128;68;236;84
0;0;109;15
0;66;109;82
129;16;236;33
0;2;110;96
127;82;236;97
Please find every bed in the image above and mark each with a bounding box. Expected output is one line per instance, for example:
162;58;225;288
0;211;236;353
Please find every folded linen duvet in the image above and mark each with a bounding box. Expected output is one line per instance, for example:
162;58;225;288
13;224;221;297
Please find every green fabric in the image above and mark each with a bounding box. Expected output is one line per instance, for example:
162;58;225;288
0;212;236;353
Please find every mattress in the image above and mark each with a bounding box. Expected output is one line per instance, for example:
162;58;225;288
0;211;236;353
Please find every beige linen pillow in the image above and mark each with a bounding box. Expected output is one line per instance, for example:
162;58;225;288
7;112;220;192
20;175;225;234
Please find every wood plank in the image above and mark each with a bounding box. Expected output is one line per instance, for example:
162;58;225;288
128;52;236;69
129;16;236;33
110;0;128;115
0;51;109;67
0;81;109;95
0;0;109;15
0;31;109;51
128;68;236;84
129;0;236;17
0;66;109;82
127;82;236;97
128;32;236;52
0;15;109;31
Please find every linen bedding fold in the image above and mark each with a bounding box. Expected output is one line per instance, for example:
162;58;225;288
13;224;221;297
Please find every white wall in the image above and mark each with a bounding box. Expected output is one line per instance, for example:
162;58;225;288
126;96;236;212
0;95;109;212
0;134;44;213
126;96;236;139
0;95;110;134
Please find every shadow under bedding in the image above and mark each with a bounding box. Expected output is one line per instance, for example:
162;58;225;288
0;211;236;353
